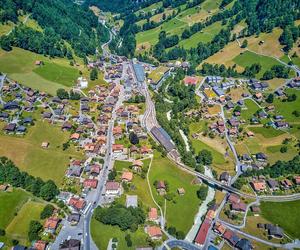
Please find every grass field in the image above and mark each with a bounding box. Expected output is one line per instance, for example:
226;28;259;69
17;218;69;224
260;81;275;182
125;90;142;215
149;151;200;234
177;21;225;49
260;201;300;239
240;99;260;122
6;200;45;245
33;61;79;87
233;51;282;79
273;89;300;123
0;189;31;229
248;126;285;138
0;48;83;95
148;66;169;83
91;219;149;250
0;121;83;185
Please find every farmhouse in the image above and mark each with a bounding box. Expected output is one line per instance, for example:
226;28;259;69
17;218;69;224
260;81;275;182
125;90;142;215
68;197;86;211
148;208;158;222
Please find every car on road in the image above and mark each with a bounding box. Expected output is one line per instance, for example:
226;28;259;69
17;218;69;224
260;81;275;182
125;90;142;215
78;233;82;236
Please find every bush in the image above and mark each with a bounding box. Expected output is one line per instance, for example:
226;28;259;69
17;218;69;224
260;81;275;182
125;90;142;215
40;204;55;219
0;229;5;236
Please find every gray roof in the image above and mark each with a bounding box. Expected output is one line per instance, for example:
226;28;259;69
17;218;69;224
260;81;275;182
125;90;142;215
126;195;138;208
133;63;145;82
151;127;175;152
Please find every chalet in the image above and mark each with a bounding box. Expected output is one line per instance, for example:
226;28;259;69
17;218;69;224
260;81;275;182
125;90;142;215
246;131;254;137
294;176;300;185
237;99;244;106
126;195;138;208
274;121;289;129
213;222;226;235
105;181;121;196
228;194;240;204
254;92;263;100
34;240;47;250
113;126;122;139
121;171;133;182
231;202;247;212
221;81;234;90
147;226;162;240
250;181;266;192
280;179;293;189
177;187;185;195
275;89;284;96
4;123;16;133
236;238;252;250
44;217;60;233
132;160;143;172
90;164;101;176
225;101;234;110
228;118;239;127
265;224;284;238
223;229;240;246
3;101;19;110
67;166;82;177
183;76;198;86
68;197;86;211
274;115;284;121
194;219;211;246
81;104;90;112
59;239;81;250
148;207;158;222
0;112;9;120
219;172;230;183
42;112;52;119
240;154;252;164
23;117;33;124
256;152;267;162
267;179;279;191
70;133;80;141
156;181;166;195
83;179;98;189
67;213;81;226
258;110;268;119
250;205;261;215
62;122;72;130
112;144;124;155
16;125;26;134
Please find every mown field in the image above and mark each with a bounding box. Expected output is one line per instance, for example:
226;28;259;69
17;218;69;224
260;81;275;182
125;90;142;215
0;48;81;95
0;189;46;247
260;201;300;239
149;151;200;234
0;121;83;186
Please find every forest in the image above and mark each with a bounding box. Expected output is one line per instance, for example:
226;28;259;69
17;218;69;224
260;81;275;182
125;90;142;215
0;0;109;57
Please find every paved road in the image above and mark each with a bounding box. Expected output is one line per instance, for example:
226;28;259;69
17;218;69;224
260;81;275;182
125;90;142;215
0;74;6;104
161;239;202;250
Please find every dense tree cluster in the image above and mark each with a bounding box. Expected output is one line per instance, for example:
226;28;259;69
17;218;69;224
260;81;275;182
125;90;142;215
28;220;43;242
126;95;146;103
243;155;300;179
0;157;59;201
262;65;290;80
0;0;109;57
94;204;146;231
40;204;55;219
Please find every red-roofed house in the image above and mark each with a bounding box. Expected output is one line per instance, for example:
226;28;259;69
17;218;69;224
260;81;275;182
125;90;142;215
194;219;211;246
83;179;98;189
68;197;86;211
34;240;47;250
148;208;158;222
184;76;198;86
121;172;133;182
44;217;60;233
147;226;162;240
105;181;121;196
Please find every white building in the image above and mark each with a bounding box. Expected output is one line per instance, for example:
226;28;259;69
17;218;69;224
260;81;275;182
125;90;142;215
78;77;88;89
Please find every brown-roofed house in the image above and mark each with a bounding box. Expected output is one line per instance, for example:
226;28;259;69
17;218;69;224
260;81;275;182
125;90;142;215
148;208;158;222
83;179;98;189
147;226;162;240
121;171;133;182
44;217;60;233
34;240;47;250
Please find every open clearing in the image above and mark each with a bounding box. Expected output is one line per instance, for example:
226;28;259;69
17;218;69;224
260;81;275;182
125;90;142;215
0;121;83;185
148;66;169;83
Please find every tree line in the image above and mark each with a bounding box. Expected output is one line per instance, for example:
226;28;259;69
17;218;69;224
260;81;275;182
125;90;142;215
0;156;59;201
